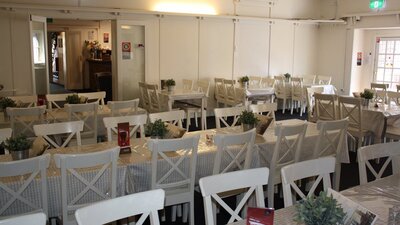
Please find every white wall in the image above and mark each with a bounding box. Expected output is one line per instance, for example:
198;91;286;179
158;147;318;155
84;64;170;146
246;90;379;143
349;29;365;93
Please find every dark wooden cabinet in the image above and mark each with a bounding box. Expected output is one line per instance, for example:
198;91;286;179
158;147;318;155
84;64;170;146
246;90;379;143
86;59;111;90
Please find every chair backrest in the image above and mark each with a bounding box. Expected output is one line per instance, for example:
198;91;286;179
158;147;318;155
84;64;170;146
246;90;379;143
370;82;388;91
261;77;275;88
291;77;304;97
138;82;150;111
147;135;200;195
0;128;12;143
214;78;226;102
224;79;237;102
249;103;277;122
358;142;400;185
182;79;194;91
54;147;120;225
108;99;140;116
33;121;84;148
305;87;324;122
338;96;362;132
314;93;337;121
302;75;316;85
213;128;256;174
281;157;335;207
149;110;185;128
249;76;261;87
7;106;46;137
75;189;164;225
78;92;106;105
214;106;246;128
197;79;211;98
0;154;50;217
147;84;163;113
0;212;47;225
387;91;400;106
46;93;77;110
274;76;288;96
65;102;98;142
313;118;349;159
317;76;331;85
103;114;147;141
199;168;269;225
9;95;37;107
374;89;386;103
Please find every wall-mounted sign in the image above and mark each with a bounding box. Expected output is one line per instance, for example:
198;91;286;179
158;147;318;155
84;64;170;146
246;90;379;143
369;0;385;9
122;42;131;60
103;33;109;43
357;52;362;66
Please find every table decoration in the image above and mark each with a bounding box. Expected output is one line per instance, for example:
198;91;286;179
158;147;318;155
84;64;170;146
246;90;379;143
118;122;131;154
239;76;249;89
145;119;167;139
360;89;374;106
166;79;176;92
4;135;32;160
0;97;16;120
284;73;291;82
65;94;87;104
238;110;258;132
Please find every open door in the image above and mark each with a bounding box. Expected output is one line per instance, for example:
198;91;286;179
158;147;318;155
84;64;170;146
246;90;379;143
30;15;49;95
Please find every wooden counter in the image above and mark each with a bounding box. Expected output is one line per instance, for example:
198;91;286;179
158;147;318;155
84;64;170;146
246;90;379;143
86;59;111;90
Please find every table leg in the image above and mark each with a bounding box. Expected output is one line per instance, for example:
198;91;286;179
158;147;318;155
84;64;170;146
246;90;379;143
201;97;206;130
168;98;173;111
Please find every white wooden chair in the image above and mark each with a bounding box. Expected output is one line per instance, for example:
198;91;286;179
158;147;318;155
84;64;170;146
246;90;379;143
338;96;373;150
302;75;316;85
314;93;337;121
274;76;291;113
149;110;185;128
385;92;400;141
182;79;210;130
0;128;12;143
9;95;37;107
78;92;106;105
183;79;194;91
370;82;388;91
148;135;200;225
75;189;164;225
103;114;147;141
249;102;277;123
199;168;269;225
147;84;168;113
305;87;324;122
387;91;400;106
7;106;46;137
224;79;241;107
0;212;47;225
214;106;246;129
281;157;335;207
0;154;50;218
108;99;140;116
249;76;261;88
313;118;348;190
215;78;226;107
261;77;275;88
33;121;84;148
139;82;150;112
46;93;77;110
213;128;256;175
317;76;331;85
65;102;98;145
291;77;306;116
358;142;400;185
54;147;120;225
266;122;307;208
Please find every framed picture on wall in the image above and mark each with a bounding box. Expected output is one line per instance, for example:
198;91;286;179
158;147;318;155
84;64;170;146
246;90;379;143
103;33;109;43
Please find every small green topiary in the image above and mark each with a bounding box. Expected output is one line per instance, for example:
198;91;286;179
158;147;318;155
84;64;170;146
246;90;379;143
238;110;259;125
284;73;291;79
165;79;176;87
360;89;374;100
4;135;32;152
238;76;249;83
65;94;81;104
295;191;346;225
0;97;16;111
146;119;168;138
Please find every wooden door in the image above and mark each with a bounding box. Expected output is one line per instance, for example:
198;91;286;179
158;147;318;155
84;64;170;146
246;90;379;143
65;31;83;90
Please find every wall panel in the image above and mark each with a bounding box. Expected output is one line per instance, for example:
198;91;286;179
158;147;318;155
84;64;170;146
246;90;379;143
293;24;318;76
270;21;294;76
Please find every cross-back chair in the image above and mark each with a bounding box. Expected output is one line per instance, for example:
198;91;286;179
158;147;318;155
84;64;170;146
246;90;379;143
148;135;200;225
249;102;277;123
182;79;210;130
317;76;331;85
291;77;306;116
305;87;324;122
214;106;246;129
274;76;291;113
199;168;269;225
281;157;335;207
358;142;400;185
224;79;240;107
215;78;226;107
182;79;194;91
149;110;185;128
387;91;400;106
54;147;120;225
138;82;150;111
0;212;47;225
78;92;106;105
65;102;98;145
108;99;140;116
0;128;12;143
266;122;307;208
370;82;388;91
313;118;348;190
33;121;84;148
103;114;147;141
314;93;337;121
338;96;373;150
0;154;50;218
302;75;316;85
46;93;77;110
248;76;262;87
75;190;165;225
9;95;37;107
147;84;168;113
7;106;46;137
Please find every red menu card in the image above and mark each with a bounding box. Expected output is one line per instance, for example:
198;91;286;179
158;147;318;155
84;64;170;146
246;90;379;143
118;122;131;154
247;207;274;225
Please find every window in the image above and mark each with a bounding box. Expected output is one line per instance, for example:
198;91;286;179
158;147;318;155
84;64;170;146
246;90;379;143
32;30;45;64
374;37;400;89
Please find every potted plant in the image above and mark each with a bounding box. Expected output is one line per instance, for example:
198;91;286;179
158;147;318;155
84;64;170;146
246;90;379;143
165;79;176;92
284;73;291;82
4;135;32;160
295;191;346;225
238;76;250;89
238;110;259;132
360;89;374;106
0;97;16;120
65;94;87;104
146;119;167;139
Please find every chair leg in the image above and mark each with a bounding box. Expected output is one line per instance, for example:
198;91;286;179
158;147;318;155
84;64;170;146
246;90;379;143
177;205;182;217
334;162;341;191
171;205;177;222
182;203;188;223
282;99;286;114
267;183;274;208
194;112;198;127
186;112;190;131
290;100;294;115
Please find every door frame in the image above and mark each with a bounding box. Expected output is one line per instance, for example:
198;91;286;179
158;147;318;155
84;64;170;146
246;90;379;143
29;15;49;95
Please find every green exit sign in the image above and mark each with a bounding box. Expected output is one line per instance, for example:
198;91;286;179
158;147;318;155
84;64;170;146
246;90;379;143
370;0;385;9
